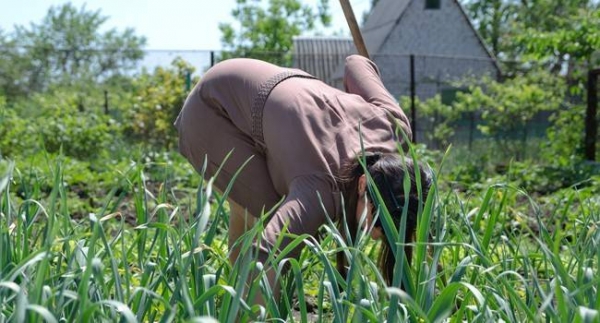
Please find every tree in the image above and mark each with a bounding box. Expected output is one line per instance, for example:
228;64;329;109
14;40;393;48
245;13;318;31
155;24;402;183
1;3;146;100
219;0;331;66
463;0;600;77
0;29;27;100
516;6;600;84
462;0;513;58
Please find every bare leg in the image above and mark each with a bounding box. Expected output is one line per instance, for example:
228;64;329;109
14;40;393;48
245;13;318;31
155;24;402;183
227;200;281;310
228;199;256;265
227;201;274;313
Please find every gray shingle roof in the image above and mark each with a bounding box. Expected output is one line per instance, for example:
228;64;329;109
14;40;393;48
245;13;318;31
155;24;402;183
292;36;354;84
362;0;411;55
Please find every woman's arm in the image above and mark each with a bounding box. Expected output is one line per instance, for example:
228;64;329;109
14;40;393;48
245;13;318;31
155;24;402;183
252;174;337;302
258;174;336;261
343;55;412;140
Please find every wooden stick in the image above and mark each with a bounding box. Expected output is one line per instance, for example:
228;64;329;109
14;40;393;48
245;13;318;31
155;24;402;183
339;0;370;59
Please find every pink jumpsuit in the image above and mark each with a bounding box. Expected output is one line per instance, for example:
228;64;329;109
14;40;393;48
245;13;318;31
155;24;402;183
174;55;411;262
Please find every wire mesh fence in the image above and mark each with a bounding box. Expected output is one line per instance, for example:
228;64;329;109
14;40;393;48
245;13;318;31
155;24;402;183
95;49;565;154
141;49;215;74
367;53;502;147
290;50;554;152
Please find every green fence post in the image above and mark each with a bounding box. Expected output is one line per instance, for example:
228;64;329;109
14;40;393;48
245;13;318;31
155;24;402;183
185;70;192;92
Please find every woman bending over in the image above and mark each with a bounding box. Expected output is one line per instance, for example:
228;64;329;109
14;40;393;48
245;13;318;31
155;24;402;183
175;54;432;300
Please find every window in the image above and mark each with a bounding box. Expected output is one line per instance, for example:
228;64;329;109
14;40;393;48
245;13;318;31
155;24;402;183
425;0;441;10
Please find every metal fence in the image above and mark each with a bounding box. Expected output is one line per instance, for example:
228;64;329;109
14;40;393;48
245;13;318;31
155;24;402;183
367;53;502;147
290;51;554;150
587;68;600;161
140;49;216;75
4;48;580;158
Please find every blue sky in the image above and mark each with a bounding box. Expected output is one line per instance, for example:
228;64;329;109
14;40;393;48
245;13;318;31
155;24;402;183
0;0;371;50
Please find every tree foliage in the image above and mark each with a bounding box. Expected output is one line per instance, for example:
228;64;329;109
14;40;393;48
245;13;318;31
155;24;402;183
517;7;600;81
219;0;331;65
0;3;146;100
463;0;600;77
462;0;511;56
462;0;598;162
0;29;24;99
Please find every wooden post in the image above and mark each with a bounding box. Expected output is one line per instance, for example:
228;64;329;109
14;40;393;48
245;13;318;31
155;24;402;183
185;70;192;92
339;0;370;59
585;69;599;161
468;112;475;150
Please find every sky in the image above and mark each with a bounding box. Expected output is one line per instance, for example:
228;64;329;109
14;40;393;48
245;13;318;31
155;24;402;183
0;0;372;50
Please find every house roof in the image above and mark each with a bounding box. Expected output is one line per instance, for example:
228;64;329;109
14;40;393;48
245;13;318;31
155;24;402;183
294;0;502;85
292;36;354;84
361;0;411;55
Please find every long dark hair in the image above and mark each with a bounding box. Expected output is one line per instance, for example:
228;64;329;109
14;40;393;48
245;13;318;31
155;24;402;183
337;152;432;286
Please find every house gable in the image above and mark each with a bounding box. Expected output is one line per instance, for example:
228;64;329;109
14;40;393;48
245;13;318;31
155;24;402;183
379;0;494;60
361;0;411;55
292;36;354;85
303;0;501;91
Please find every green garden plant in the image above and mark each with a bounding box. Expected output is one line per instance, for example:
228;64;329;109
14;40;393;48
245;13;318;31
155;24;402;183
0;144;598;322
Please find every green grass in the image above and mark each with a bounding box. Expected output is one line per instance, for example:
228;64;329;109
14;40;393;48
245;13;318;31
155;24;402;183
0;152;599;322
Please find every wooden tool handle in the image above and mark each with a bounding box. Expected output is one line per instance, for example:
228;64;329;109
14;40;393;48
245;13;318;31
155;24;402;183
339;0;370;59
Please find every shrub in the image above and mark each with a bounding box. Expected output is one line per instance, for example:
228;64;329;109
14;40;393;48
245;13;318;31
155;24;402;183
39;110;120;160
0;97;39;157
454;71;565;160
542;103;586;166
401;95;460;150
124;58;199;150
0;91;121;160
